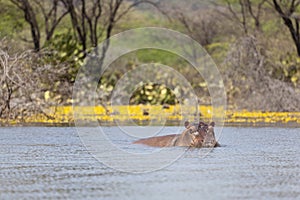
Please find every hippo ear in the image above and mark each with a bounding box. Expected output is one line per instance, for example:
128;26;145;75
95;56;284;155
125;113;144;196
184;121;190;128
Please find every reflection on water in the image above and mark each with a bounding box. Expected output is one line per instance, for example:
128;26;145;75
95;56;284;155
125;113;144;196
0;127;299;199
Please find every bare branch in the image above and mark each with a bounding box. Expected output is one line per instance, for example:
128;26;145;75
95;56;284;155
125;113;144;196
272;0;300;56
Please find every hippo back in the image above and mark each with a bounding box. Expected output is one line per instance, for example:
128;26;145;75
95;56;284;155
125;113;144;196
133;134;179;147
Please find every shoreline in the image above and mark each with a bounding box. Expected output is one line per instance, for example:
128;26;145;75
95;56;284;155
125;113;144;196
1;121;299;128
1;106;300;128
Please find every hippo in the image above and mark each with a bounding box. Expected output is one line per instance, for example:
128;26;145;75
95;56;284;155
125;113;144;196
133;121;220;148
201;122;220;148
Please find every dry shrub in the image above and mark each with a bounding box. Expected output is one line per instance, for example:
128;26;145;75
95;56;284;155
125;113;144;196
224;36;300;111
0;39;71;121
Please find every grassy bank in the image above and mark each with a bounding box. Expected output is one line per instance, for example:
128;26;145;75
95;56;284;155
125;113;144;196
1;106;300;127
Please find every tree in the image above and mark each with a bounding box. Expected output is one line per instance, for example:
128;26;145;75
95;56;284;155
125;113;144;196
169;7;220;46
272;0;300;56
60;0;161;57
10;0;68;51
218;0;268;34
10;0;161;55
32;0;68;41
10;0;41;51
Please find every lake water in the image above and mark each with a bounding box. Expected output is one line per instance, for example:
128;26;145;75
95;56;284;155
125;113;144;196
0;126;299;199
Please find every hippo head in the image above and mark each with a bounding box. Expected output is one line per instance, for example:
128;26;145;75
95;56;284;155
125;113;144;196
184;121;205;148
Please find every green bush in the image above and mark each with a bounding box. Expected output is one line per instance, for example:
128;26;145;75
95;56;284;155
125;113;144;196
43;31;84;82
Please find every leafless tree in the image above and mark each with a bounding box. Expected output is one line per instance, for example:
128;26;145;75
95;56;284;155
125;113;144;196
171;8;220;46
217;0;268;35
10;0;68;51
272;0;300;56
10;0;41;51
246;0;267;30
32;0;69;41
60;0;161;56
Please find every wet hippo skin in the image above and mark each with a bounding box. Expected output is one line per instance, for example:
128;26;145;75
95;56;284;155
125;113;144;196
133;121;220;148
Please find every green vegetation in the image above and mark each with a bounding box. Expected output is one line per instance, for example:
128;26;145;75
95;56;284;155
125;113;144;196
0;0;25;38
1;0;300;123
